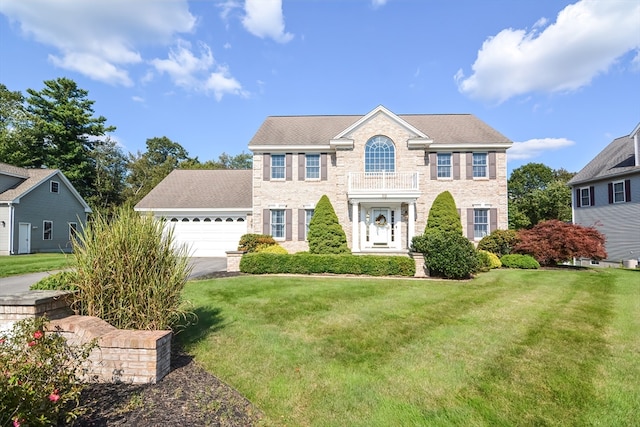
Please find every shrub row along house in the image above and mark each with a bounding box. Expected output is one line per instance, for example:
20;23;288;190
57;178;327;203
568;123;640;268
0;162;91;255
136;106;512;256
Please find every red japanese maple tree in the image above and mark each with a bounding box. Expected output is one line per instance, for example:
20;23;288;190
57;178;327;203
513;220;607;266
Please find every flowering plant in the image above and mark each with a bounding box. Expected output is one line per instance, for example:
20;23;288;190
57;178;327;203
0;316;96;427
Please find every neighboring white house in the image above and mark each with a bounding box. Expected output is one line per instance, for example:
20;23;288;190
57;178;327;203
0;162;91;255
135;169;252;257
137;105;513;257
568;123;640;268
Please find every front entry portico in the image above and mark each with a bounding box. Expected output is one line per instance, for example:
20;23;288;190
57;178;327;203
350;201;417;253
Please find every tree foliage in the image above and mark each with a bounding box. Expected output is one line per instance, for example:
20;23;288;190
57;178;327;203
180;151;253;170
87;137;128;212
477;229;519;257
513;219;607;266
307;195;349;254
508;163;575;229
425;191;462;234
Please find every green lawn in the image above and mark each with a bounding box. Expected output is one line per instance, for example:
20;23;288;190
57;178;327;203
179;268;640;427
0;253;74;277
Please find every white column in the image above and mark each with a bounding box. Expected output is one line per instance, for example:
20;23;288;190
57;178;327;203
407;202;416;248
351;201;360;252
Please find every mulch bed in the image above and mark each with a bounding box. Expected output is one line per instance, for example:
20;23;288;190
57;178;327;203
74;350;263;426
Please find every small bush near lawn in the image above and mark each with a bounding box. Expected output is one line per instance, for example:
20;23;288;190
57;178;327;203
256;244;288;254
30;271;78;291
240;253;415;276
476;250;502;272
0;317;96;427
238;234;277;253
477;229;518;257
412;231;478;279
500;254;540;269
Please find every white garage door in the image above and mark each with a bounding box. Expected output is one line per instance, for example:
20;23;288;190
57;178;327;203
165;216;247;257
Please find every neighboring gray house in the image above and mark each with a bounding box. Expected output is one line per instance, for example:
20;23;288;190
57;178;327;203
0;162;92;255
568;123;640;268
135;169;253;257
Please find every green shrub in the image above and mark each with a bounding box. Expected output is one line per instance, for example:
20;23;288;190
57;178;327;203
477;229;519;257
30;271;77;291
240;253;415;276
476;250;502;272
500;254;540;269
307;195;349;254
417;231;478;279
238;234;277;253
425;191;462;234
0;317;96;427
256;244;288;254
71;206;194;331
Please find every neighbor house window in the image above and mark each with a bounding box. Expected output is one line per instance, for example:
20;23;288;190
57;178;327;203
43;220;53;240
437;153;452;178
271;154;285;179
473;209;488;239
306;154;320;179
68;222;77;240
473;153;487;178
580;187;591;207
50;181;59;193
613;181;625;203
305;209;314;240
271;209;285;239
365;135;395;172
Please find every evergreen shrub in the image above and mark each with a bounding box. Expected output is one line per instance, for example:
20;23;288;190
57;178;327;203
477;229;519;257
237;234;277;253
500;254;540;269
425;191;462;234
307;195;349;254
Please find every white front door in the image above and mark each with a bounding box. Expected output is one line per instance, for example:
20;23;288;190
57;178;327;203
369;208;391;246
18;223;30;254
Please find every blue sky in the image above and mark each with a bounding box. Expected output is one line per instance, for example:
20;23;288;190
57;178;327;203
1;0;638;175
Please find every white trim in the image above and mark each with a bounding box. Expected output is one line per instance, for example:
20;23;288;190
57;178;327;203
333;105;429;140
431;142;512;150
249;144;332;152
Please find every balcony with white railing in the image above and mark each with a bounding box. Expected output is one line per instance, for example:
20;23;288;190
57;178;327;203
347;171;420;197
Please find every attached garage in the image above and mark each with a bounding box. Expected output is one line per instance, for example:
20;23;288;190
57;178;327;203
135;169;253;257
165;215;247;257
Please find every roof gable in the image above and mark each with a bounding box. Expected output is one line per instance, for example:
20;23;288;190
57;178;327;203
0;162;91;212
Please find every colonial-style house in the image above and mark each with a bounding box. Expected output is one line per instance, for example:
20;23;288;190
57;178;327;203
0;162;92;255
248;105;512;253
137;106;512;256
568;123;640;268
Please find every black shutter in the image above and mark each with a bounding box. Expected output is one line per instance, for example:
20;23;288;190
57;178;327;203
625;179;631;202
589;186;595;206
575;189;581;208
608;183;614;204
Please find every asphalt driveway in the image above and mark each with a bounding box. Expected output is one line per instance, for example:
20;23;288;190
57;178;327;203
0;257;227;296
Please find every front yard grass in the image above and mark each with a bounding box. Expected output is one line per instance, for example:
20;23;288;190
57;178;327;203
179;268;640;427
0;253;73;277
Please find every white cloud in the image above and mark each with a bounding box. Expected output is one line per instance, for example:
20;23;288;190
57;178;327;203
0;0;196;86
151;40;247;101
456;0;640;103
508;138;575;160
242;0;293;43
372;0;388;9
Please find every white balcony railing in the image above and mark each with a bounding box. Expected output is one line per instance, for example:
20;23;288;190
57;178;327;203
348;171;419;193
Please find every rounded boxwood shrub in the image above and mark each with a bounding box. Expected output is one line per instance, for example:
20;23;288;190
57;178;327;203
476;250;502;272
500;254;540;269
420;230;478;279
256;244;288;254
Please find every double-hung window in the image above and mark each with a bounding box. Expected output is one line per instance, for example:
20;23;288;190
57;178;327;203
271;154;285;180
473;209;488;239
306;154;320;179
613;181;625;203
271;209;285;239
43;220;53;240
437;153;451;178
473;153;487;178
68;222;78;240
580;188;591;207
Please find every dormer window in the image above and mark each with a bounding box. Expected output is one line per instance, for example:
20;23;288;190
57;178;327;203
50;181;59;193
365;135;395;172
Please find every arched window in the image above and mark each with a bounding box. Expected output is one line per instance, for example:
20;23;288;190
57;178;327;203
365;135;395;172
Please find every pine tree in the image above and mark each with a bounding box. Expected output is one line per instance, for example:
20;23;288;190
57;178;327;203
425;191;462;234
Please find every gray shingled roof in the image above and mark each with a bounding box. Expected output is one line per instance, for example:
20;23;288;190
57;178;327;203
568;135;639;186
248;113;511;146
0;162;60;202
135;169;253;210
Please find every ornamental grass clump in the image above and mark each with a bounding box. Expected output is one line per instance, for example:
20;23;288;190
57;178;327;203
0;316;96;427
71;207;194;331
